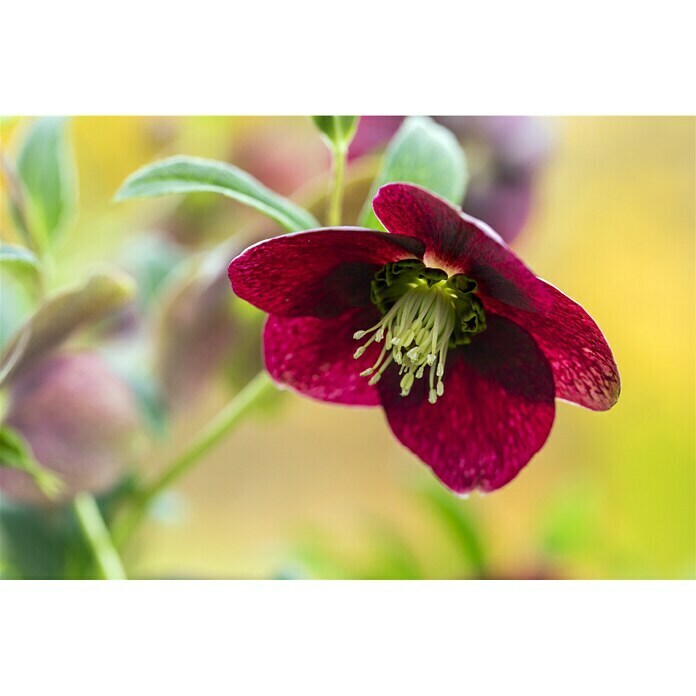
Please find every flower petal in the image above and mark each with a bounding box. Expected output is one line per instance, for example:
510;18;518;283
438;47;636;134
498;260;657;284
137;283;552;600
377;315;555;494
264;306;384;406
483;281;620;410
229;228;424;318
372;183;552;312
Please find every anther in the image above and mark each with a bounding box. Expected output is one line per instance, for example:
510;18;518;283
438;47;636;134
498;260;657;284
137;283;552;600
353;263;485;405
400;373;414;397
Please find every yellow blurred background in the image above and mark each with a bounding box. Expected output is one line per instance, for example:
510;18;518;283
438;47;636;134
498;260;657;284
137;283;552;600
2;116;694;579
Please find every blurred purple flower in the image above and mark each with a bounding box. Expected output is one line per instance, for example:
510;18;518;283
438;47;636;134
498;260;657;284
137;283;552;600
436;116;552;243
348;116;404;161
349;115;552;243
0;352;141;505
156;263;243;410
230;120;329;197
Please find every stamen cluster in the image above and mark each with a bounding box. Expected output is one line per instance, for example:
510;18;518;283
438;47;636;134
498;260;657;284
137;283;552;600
353;260;486;403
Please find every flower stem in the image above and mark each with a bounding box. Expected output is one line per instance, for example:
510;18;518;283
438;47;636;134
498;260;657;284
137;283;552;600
113;370;276;547
73;493;127;580
327;143;347;227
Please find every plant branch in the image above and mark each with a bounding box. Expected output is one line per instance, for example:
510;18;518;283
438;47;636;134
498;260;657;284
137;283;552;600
73;493;127;580
327;144;347;227
113;370;276;548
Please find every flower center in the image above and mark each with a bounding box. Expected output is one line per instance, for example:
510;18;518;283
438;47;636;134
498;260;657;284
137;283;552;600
353;260;486;403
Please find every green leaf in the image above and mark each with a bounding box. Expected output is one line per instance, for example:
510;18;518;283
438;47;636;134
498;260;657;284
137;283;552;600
0;244;41;293
360;116;468;230
0;270;136;386
16;117;77;249
311;116;359;152
115;155;319;233
0;502;70;579
422;487;487;578
0;155;33;247
0;426;64;499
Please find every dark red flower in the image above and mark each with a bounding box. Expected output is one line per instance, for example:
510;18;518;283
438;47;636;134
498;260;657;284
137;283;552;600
229;184;619;494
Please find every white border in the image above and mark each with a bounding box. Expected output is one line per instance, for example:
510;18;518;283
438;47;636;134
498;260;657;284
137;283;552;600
1;581;694;694
2;1;695;114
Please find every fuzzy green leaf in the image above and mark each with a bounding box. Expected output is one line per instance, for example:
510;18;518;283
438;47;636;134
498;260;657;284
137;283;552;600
115;155;319;233
16;117;77;249
360;116;468;230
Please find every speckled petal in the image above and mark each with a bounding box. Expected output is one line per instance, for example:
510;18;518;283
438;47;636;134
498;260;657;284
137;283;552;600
264;306;384;406
229;228;424;318
372;183;553;312
483;281;620;410
377;315;555;494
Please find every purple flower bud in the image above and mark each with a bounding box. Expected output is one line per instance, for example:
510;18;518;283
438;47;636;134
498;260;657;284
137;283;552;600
0;352;141;505
434;116;553;242
156;269;241;411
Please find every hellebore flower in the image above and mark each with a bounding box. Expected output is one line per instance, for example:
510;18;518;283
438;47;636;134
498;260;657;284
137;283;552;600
0;352;141;505
228;184;619;494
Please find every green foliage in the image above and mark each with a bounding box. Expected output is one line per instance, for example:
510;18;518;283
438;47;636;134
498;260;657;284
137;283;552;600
0;426;63;499
360;116;468;230
0;270;136;385
422;487;487;577
0;244;41;296
289;522;422;580
0;475;137;579
115;155;319;233
0;503;73;579
311;116;359;152
14;117;77;250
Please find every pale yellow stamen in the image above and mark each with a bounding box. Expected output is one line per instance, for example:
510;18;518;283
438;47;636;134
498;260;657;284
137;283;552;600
353;280;457;403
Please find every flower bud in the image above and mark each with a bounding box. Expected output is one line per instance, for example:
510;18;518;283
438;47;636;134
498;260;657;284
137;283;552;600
0;351;141;505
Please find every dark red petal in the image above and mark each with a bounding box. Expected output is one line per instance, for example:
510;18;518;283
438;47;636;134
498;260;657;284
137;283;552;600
377;316;555;494
372;183;552;312
264;306;384;406
484;281;620;411
229;228;424;318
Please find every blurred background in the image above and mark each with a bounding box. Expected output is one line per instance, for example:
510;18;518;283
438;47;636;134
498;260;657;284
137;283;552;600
1;115;694;579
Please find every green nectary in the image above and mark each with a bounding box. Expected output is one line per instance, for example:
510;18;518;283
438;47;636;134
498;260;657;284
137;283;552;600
353;260;486;404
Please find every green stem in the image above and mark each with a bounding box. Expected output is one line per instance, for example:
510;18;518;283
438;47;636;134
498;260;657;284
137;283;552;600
73;493;127;580
327;144;347;226
113;370;276;547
